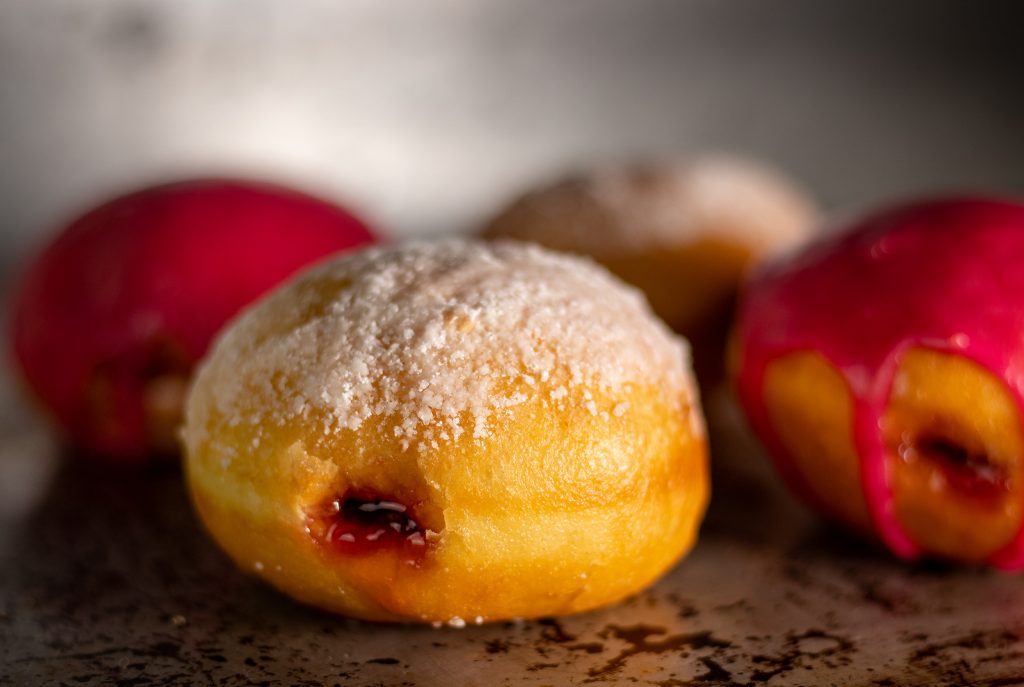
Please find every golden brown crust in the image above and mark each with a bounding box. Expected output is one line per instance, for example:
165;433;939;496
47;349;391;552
759;348;1024;563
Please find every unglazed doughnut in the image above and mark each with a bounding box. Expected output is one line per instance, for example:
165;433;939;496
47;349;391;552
482;156;818;387
183;239;707;623
733;197;1024;568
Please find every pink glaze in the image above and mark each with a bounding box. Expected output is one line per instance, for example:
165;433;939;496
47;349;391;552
734;197;1024;569
10;179;377;461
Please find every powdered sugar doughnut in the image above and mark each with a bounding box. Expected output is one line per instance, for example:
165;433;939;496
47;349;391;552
183;239;707;623
483;156;818;386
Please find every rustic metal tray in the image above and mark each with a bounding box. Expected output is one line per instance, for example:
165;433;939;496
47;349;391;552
3;393;1023;687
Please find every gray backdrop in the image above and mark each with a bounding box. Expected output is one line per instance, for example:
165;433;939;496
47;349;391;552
2;0;1023;281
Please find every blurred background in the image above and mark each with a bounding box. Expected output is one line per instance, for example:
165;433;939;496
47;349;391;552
2;0;1024;284
2;0;1024;474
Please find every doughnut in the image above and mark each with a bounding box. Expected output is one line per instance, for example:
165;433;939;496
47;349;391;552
733;197;1024;567
10;178;375;462
482;156;818;387
183;239;707;622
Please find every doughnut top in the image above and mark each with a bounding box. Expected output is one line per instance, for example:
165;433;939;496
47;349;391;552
486;156;817;258
188;239;696;454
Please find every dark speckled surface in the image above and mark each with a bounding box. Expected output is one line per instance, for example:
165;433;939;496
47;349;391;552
3;400;1024;686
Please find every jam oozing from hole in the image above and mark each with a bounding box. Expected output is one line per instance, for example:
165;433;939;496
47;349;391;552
308;494;429;563
902;435;1009;502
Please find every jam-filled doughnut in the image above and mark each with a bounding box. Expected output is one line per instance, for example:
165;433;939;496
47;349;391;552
482;156;818;388
183;239;707;623
733;197;1024;567
9;178;375;462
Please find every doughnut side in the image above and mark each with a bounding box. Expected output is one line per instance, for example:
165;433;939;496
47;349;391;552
185;375;705;622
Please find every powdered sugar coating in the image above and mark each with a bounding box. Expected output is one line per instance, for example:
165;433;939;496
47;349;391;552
185;239;698;458
485;155;817;258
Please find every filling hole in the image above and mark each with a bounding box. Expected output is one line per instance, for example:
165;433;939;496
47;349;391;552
900;433;1009;500
307;492;434;563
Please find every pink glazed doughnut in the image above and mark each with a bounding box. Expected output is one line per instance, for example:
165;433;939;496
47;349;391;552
733;197;1024;567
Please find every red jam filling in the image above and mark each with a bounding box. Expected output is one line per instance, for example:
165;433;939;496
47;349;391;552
307;493;429;564
902;435;1009;503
